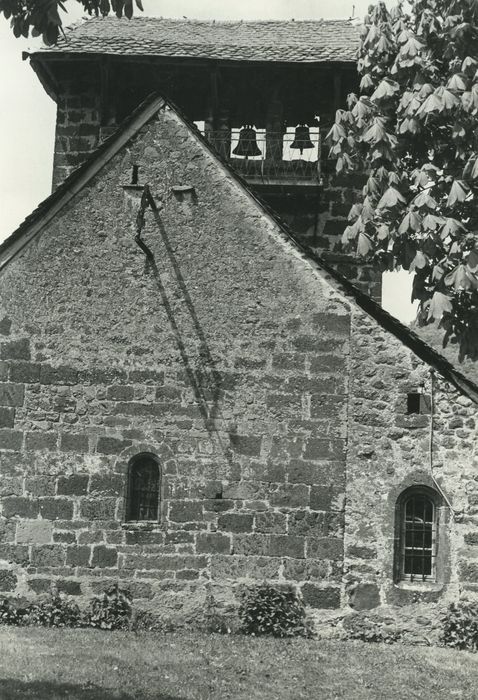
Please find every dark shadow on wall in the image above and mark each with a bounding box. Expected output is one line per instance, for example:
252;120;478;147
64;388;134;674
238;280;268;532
136;208;236;466
0;678;183;699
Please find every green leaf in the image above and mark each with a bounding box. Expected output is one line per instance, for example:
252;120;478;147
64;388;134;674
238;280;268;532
377;186;406;209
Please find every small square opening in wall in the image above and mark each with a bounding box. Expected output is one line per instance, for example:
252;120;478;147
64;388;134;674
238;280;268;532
407;392;431;415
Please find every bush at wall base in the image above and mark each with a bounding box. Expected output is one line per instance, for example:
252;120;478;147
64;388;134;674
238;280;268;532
0;584;133;630
238;583;310;638
441;601;478;652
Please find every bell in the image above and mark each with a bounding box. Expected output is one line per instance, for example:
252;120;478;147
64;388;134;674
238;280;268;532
290;124;314;155
233;125;262;158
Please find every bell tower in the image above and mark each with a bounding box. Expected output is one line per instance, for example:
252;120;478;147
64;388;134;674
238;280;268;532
27;17;381;302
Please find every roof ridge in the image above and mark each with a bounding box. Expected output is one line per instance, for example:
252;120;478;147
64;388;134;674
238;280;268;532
67;16;353;24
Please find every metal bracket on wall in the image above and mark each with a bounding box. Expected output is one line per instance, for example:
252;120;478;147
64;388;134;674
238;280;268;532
135;184;161;256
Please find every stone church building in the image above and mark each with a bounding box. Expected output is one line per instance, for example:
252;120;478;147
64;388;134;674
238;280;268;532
0;18;477;626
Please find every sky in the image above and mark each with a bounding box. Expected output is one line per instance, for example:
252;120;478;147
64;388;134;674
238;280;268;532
0;0;417;323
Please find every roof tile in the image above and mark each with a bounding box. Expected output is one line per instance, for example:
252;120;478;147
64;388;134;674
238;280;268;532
30;16;360;63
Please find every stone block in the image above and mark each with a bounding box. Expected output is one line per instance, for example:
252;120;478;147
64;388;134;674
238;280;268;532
287;460;323;485
312;313;350;336
89;473;124;496
196;533;231;554
346;545;377;560
66;546;91;567
0;318;11;336
60;433;90;453
128;369;164;384
40;365;78;385
307;537;343;560
79;368;128;385
272;353;306;371
92;545;118;568
310;395;346;419
255;512;287;534
28;578;52;594
39;498;74;521
9;362;40;383
25;432;57;452
303;439;346;461
349;583;380;610
124;553;207;571
164;531;194;545
301;584;341;609
53;531;76;544
222;482;263;500
96;436;132;454
125;531;164;545
25;476;56;497
229;434;262;457
57;474;89;496
0;429;23;451
0;544;30;564
282;558;331;582
57;579;82;596
80;498;117;520
176;569;199;580
0;407;14;428
0;338;30;361
269;484;309;508
0;521;15;543
310;485;343;511
16;520;53;544
289;511;330;537
310;355;346;375
271;535;306;558
210;554;280;580
0;477;22;497
2;497;39;519
0;362;8;381
31;545;65;567
217;513;254;533
106;386;135;401
155;386;181;401
0;570;17;591
168;501;203;522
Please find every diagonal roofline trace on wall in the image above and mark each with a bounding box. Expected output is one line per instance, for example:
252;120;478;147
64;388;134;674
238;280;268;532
1;92;477;405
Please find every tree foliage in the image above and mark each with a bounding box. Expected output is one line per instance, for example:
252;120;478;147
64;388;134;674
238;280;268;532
0;0;143;45
326;0;478;360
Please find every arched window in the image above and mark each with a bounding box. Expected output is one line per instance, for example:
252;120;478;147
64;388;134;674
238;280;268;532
395;487;441;583
126;454;160;522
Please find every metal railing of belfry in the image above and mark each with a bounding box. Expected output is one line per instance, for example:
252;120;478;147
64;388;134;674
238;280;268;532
202;129;323;185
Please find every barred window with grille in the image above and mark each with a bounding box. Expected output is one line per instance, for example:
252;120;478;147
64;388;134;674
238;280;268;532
397;487;440;583
126;454;160;522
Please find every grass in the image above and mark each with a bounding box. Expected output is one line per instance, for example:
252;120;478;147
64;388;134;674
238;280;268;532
0;627;476;699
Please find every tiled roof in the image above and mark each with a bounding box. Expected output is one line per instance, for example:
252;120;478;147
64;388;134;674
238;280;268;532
30;16;360;63
1;93;477;404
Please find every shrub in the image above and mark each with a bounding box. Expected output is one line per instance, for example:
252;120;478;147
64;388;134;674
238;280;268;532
441;601;478;652
238;583;308;638
343;613;401;644
0;598;25;626
0;594;83;628
25;594;83;628
87;584;132;630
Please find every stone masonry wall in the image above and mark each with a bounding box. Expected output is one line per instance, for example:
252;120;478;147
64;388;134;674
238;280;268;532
3;98;477;625
0;104;351;618
344;309;478;628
